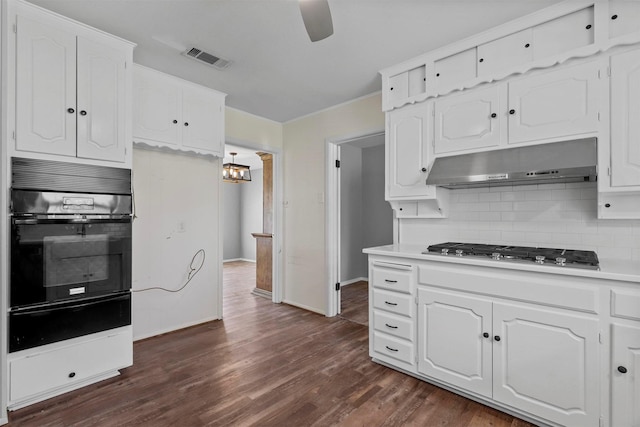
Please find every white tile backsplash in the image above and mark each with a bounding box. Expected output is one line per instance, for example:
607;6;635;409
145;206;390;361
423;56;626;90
400;182;640;261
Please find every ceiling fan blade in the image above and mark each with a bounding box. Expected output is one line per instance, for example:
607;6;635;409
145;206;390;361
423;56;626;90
299;0;334;42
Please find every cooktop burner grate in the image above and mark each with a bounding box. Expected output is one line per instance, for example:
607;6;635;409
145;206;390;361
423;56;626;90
423;242;599;270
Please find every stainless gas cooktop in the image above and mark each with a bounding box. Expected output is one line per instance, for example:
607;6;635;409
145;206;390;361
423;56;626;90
423;242;600;270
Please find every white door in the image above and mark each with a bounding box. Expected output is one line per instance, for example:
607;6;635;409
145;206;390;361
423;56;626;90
181;85;224;156
15;15;76;157
493;303;599;427
417;288;493;397
387;102;433;199
610;48;640;188
434;84;504;154
508;61;601;144
611;323;640;427
132;66;182;147
76;37;126;162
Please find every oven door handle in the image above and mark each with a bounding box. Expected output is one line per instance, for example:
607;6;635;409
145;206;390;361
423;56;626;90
13;219;38;225
12;216;131;225
11;294;130;316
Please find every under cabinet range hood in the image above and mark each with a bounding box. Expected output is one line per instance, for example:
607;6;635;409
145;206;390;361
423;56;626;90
425;138;597;189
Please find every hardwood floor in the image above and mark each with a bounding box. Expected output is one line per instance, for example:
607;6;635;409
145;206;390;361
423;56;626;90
7;261;535;426
339;281;369;326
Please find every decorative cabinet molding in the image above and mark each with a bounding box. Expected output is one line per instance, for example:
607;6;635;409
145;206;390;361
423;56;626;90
133;64;226;158
380;0;640;112
10;2;134;166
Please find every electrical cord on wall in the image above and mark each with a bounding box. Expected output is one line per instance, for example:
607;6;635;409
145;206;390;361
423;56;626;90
133;249;206;293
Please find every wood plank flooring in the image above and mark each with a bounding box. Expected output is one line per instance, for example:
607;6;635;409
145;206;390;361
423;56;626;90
7;261;535;426
339;281;369;326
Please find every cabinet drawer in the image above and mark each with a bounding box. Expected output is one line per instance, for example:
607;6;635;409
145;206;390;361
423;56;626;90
372;332;414;365
372;264;412;293
9;329;132;402
611;289;640;321
373;289;413;317
373;310;413;341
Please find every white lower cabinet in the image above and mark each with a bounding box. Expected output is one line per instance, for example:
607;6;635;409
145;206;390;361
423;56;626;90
417;287;599;427
610;323;640;427
8;327;133;409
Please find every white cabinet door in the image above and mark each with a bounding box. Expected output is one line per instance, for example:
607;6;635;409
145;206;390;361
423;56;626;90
181;85;224;156
434;48;477;93
610;48;640;188
532;6;594;60
434;85;505;154
417;288;493;398
493;303;599;427
477;29;532;78
609;0;640;40
508;61;601;144
15;15;76;157
387;103;433;199
76;37;126;162
132;66;181;147
611;323;640;427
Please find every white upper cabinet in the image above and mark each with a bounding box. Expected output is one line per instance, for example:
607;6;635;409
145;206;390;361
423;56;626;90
609;0;640;40
386;102;433;199
609;48;640;188
434;84;505;154
433;48;476;93
508;60;601;144
477;29;532;78
12;4;133;165
531;6;594;59
133;65;226;157
15;16;77;157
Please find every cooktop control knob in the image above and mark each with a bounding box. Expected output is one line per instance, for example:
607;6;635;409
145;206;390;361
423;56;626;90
455;249;464;257
491;252;502;260
441;248;449;255
535;255;546;264
555;257;567;266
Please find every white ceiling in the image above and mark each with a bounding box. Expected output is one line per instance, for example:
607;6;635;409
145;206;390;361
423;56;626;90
224;144;264;170
26;0;561;123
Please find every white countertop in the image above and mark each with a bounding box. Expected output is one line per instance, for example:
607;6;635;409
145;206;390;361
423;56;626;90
364;244;640;284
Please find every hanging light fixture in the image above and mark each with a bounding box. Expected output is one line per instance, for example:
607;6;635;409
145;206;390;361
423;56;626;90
222;152;252;183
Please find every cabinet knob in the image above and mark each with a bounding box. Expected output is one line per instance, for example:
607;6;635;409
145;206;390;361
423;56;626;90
172;119;178;124
491;113;497;118
479;58;484;63
605;203;611;208
436;73;440;77
184;122;189;126
483;332;489;338
494;335;501;341
67;108;75;114
524;43;530;48
611;14;618;20
586;24;592;29
390;87;394;91
68;372;76;378
509;109;516;115
618;366;628;374
79;110;87;116
421;167;427;172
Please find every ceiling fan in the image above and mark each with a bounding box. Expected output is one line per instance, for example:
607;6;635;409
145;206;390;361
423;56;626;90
299;0;334;42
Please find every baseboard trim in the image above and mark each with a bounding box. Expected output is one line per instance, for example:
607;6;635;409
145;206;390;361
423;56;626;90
282;299;326;316
341;277;368;287
223;258;256;263
252;288;272;299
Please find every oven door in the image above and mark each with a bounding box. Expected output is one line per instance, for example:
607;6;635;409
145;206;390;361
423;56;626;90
10;216;131;309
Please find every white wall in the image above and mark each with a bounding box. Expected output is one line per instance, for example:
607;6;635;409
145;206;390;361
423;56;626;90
240;168;263;261
223;182;242;260
131;148;221;340
399;182;640;262
362;144;393;249
282;93;384;314
340;145;365;282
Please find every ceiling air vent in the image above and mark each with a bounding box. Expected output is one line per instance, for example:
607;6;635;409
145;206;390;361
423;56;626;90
182;47;231;70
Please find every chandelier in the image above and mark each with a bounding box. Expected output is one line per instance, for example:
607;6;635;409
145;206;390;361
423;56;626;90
222;152;252;183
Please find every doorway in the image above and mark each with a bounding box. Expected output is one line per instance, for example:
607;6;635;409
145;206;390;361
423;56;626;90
221;141;282;315
326;131;392;318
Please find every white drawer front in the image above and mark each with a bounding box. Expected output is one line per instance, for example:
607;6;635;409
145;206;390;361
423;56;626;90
373;289;413;317
373;310;414;341
372;265;412;293
10;329;132;402
611;289;640;321
372;332;414;365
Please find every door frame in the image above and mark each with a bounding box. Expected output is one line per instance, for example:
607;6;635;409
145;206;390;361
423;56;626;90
219;138;284;316
325;128;384;317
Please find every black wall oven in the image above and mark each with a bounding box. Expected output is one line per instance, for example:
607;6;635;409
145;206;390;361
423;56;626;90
9;158;133;353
